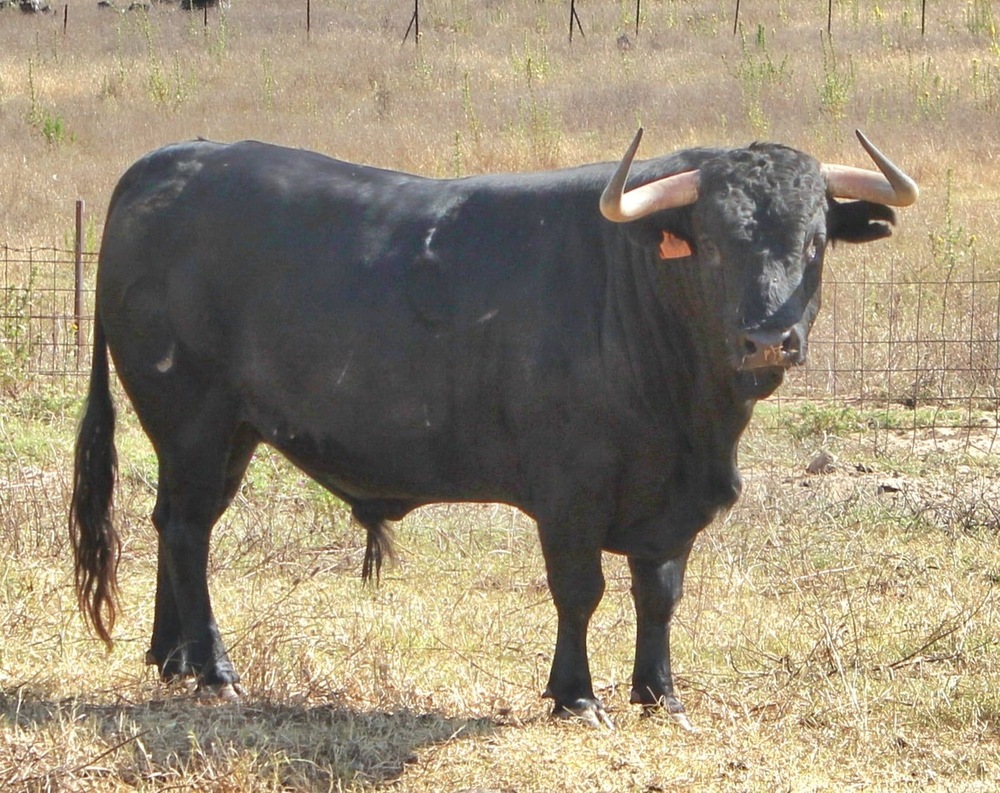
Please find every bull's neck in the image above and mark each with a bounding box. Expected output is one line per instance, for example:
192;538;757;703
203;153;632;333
600;241;755;442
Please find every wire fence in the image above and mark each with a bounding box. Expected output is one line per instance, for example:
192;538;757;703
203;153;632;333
1;245;95;378
3;243;1000;447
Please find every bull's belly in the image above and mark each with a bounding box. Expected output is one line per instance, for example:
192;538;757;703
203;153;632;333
260;419;520;510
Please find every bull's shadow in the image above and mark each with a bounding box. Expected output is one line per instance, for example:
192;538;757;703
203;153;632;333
0;685;497;787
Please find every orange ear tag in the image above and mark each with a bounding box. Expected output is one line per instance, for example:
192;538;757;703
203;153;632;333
659;232;693;259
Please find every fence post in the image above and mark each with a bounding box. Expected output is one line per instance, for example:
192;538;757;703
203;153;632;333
732;0;740;35
403;0;419;46
569;0;584;42
307;0;311;39
74;199;84;365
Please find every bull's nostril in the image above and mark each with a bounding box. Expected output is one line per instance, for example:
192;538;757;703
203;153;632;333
740;327;802;370
782;329;802;355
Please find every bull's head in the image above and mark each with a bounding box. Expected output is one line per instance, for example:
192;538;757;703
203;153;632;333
600;129;917;392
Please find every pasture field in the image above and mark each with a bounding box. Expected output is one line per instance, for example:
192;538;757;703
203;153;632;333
1;0;999;790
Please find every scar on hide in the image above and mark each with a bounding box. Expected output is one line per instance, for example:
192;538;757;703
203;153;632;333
155;342;176;373
335;348;356;388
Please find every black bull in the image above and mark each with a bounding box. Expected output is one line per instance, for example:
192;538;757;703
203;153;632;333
71;129;916;728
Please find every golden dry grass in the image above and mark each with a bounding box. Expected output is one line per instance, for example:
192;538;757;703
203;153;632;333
1;0;1000;790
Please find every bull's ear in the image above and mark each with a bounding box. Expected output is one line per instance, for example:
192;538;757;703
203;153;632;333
828;199;897;244
622;214;695;258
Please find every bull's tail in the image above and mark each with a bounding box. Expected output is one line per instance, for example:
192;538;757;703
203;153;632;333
69;312;120;648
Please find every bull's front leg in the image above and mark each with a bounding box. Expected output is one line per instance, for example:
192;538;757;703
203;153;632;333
538;531;613;729
628;545;696;730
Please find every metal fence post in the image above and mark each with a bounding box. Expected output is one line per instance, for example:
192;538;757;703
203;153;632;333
74;199;84;366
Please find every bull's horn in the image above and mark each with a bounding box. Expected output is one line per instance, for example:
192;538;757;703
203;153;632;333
822;129;919;207
600;128;701;223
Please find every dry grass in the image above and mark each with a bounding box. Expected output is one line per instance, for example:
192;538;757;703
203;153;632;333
2;401;998;790
2;0;1000;790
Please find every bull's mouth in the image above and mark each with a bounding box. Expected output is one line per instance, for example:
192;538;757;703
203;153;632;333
738;347;803;371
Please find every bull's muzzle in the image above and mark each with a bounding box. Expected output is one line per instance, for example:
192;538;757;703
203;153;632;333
739;327;804;370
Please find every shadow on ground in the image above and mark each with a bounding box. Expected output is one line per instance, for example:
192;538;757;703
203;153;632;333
0;685;496;788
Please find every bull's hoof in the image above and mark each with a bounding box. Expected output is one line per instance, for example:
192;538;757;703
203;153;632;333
552;700;615;730
196;681;244;702
668;711;698;732
631;690;698;732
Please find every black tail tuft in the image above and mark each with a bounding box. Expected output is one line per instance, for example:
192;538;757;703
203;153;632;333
68;316;120;648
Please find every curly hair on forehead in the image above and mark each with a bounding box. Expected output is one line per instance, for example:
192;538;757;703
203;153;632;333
690;146;827;246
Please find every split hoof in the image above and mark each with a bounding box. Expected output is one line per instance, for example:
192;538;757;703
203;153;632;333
668;710;698;733
632;691;698;731
553;701;615;730
196;681;244;703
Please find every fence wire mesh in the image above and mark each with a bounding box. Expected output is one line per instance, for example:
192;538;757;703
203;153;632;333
3;245;1000;448
1;245;95;378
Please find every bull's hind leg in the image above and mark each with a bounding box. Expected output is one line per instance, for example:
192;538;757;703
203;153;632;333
126;368;258;694
146;426;258;687
147;475;185;679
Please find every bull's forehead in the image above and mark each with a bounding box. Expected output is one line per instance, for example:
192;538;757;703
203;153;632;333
695;145;826;245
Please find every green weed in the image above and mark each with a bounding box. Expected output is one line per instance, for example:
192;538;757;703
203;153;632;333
780;402;868;440
509;36;550;86
461;71;480;145
929;171;977;275
772;402;974;442
966;0;997;38
147;54;192;111
729;23;790;137
817;33;855;120
26;58;69;145
908;56;957;120
0;276;32;378
971;56;1000;111
207;7;231;61
260;48;276;114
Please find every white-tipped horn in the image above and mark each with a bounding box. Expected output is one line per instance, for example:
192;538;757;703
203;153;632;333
822;129;919;207
600;128;701;223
